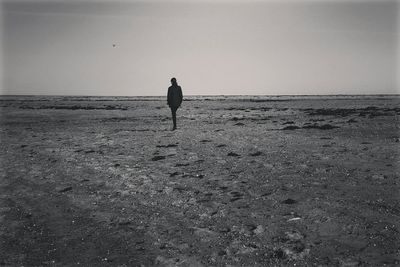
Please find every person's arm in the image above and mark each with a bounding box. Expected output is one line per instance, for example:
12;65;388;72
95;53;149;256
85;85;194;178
179;87;183;105
167;87;171;106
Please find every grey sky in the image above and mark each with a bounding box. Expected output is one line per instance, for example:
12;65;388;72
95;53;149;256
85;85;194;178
1;0;399;96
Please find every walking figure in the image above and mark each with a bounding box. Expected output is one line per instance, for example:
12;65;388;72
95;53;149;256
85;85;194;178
167;77;183;130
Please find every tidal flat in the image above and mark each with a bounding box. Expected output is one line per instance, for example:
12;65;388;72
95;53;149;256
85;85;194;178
1;95;399;266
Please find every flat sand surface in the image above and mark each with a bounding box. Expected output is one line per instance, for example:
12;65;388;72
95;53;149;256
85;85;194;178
1;95;399;266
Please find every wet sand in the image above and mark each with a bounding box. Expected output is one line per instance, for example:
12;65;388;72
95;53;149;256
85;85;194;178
1;95;399;266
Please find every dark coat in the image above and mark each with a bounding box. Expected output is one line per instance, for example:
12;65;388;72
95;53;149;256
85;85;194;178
167;85;183;109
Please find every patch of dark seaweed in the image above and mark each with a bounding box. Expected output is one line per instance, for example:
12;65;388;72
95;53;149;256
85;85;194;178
282;126;300;130
303;107;400;117
303;108;357;117
302;124;339;130
249;117;271;121
175;163;190;167
20;105;128;110
151;155;166;161
223;107;272;111
225;107;247;111
248;107;272;111
101;117;137;122
156;144;178;148
248;99;289;102
282;198;297;204
229;117;246;121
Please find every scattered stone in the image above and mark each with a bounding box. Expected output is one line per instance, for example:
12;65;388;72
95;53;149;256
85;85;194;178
229;192;243;202
347;118;357;123
163;187;173;194
270;248;286;259
287;217;302;222
173;186;186;192
249;151;262;156
156;144;177;148
193;227;218;242
372;174;385;180
216;144;226;147
261;190;274;197
253;225;265;235
169;172;179;177
282;125;300;130
227;152;240;157
231;117;245;121
340;259;362;267
58;186;72;193
218;226;231;233
118;219;131;226
302;124;339;130
282;198;297;204
177;243;190;251
285;231;304;241
319;124;339;130
175;163;190;167
237;246;256;255
151;155;165;161
283;246;309;260
230;197;242;202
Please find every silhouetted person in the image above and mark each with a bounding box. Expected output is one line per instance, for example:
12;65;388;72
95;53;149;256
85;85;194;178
167;78;183;130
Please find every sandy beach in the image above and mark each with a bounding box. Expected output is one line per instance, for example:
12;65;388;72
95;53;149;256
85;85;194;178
1;95;399;266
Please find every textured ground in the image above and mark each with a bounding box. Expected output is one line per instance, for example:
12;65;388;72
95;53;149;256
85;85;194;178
0;95;399;266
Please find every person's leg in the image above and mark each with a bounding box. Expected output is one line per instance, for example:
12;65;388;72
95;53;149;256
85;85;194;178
171;107;177;130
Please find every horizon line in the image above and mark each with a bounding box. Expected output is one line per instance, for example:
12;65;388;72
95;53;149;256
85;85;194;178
1;93;399;98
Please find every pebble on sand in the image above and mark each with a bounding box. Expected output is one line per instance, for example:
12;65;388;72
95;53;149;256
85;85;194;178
151;155;166;161
282;126;300;130
58;186;73;193
253;225;265;235
282;198;297;204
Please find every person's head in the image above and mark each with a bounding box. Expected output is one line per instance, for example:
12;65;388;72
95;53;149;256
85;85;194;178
171;77;177;85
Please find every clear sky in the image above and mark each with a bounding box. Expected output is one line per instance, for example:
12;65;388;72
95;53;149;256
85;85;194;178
1;0;399;96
